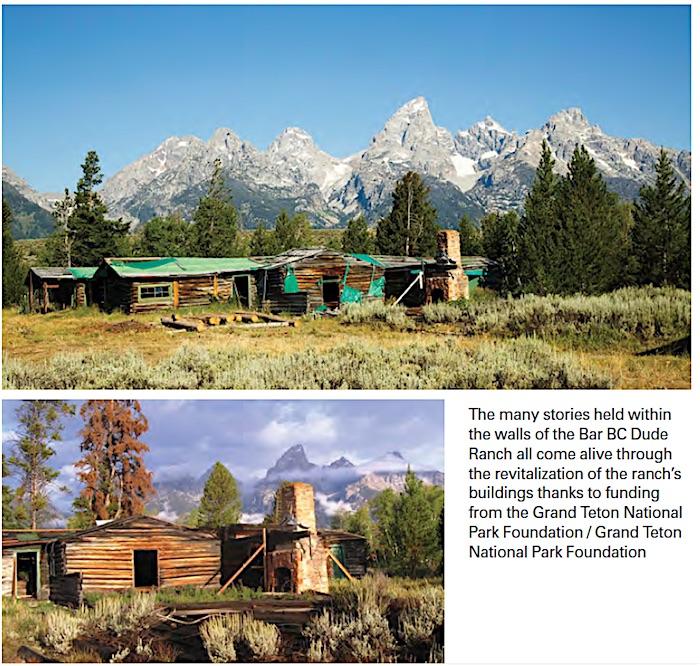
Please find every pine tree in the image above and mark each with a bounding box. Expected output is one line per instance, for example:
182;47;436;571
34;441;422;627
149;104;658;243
331;504;376;561
190;159;240;257
3;454;28;528
73;400;154;524
387;470;442;578
341;215;374;253
8;401;74;529
376;172;439;256
41;189;77;266
518;141;560;294
457;213;483;256
481;211;521;296
70;151;130;265
135;214;192;257
631;149;691;289
555;144;627;294
250;222;280;256
2;199;26;307
196;462;242;528
273;210;313;251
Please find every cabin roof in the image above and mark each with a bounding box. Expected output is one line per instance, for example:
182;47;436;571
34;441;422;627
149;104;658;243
26;266;97;281
56;515;219;542
97;257;263;279
2;529;77;549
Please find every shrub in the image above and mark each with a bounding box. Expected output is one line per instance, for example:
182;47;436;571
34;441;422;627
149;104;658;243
422;302;463;324
398;587;444;646
41;608;86;654
200;615;239;663
90;593;157;635
200;613;279;662
242;616;280;660
304;606;396;663
340;300;414;330
3;337;612;389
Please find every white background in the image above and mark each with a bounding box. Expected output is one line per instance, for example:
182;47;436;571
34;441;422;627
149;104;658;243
445;391;699;665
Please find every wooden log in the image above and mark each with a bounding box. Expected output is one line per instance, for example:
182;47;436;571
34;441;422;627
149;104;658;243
161;318;205;332
17;646;56;663
231;310;300;327
192;315;222;326
236;322;293;329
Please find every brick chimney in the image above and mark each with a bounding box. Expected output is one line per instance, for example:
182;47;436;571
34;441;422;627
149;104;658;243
436;229;462;267
275;482;317;532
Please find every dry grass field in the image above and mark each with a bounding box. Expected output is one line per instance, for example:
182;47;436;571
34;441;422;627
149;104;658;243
1;287;690;389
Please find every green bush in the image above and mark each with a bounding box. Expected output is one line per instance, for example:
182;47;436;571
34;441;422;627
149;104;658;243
398;587;444;646
199;613;280;663
3;337;612;389
89;593;157;635
200;615;240;663
339;300;414;330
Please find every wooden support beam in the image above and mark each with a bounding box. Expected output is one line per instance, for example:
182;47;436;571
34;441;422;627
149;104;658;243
173;281;179;308
262;528;267;592
218;543;265;594
328;551;354;580
394;271;424;307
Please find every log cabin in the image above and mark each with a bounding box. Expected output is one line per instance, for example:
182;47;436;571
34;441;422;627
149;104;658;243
91;257;263;313
257;248;386;315
25;267;97;313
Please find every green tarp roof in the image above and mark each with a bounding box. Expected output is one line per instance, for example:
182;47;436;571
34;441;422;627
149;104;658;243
68;267;97;279
105;257;263;277
350;253;385;268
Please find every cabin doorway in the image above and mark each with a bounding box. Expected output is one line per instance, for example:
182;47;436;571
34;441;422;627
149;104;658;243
232;275;251;308
273;566;292;593
322;278;340;307
133;550;159;588
16;551;39;598
430;288;445;303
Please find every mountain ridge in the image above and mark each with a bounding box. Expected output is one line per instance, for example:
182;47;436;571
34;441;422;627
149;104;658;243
3;99;690;235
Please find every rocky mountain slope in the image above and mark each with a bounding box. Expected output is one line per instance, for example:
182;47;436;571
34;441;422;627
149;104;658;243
149;444;444;526
2;166;57;238
4;99;690;234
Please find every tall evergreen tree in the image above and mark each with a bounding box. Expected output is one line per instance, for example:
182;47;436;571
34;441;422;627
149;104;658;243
518;141;560;294
73;400;154;524
135;214;192;257
341;215;374;253
70;151;130;265
8;401;74;529
196;462;242;528
190;159;240;256
2;199;26;307
481;211;521;296
3;454;28;528
42;189;77;267
250;222;279;256
457;213;483;256
555;145;626;294
376;172;439;256
273;210;314;251
631;149;691;289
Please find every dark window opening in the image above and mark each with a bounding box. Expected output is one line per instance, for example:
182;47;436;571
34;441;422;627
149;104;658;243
430;288;445;303
274;566;293;593
322;279;340;306
16;552;38;598
138;284;172;301
232;275;251;307
134;550;158;588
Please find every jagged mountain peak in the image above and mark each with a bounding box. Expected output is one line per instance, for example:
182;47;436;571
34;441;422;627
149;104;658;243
265;444;316;479
477;115;510;134
328;456;355;469
546;107;592;128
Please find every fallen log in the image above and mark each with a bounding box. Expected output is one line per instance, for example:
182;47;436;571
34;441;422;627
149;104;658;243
235;322;293;329
192;315;222;326
17;646;56;663
231;310;300;327
161;317;205;332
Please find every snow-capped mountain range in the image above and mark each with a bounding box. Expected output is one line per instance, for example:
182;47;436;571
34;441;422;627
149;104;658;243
149;444;444;526
3;98;690;232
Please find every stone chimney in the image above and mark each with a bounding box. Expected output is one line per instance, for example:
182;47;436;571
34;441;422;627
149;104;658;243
275;482;317;532
436;229;462;267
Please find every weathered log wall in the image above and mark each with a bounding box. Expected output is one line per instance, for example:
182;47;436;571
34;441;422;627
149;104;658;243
49;572;83;607
57;518;220;592
2;553;13;597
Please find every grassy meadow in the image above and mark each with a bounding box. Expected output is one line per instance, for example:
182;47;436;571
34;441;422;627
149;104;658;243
2;287;690;389
2;574;443;663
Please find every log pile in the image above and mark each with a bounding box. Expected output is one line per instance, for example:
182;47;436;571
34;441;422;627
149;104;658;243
160;310;299;332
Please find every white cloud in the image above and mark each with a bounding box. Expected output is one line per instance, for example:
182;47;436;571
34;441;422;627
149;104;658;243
316;492;354;515
257;409;338;447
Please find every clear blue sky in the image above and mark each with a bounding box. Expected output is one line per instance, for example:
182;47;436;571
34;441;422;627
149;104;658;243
2;399;444;516
2;4;691;192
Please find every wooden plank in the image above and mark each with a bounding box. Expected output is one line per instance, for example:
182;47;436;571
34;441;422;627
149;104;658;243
328;551;354;580
218;543;265;594
173;280;179;308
